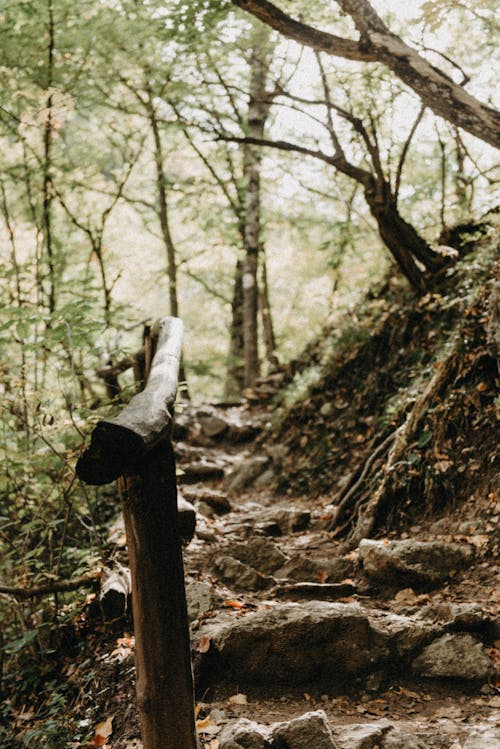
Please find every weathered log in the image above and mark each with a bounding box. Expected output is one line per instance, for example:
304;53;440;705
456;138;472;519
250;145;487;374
78;316;198;749
100;566;131;619
77;317;183;485
119;443;198;749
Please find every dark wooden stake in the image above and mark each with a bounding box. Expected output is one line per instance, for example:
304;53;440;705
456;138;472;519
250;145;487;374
119;443;198;749
77;317;198;749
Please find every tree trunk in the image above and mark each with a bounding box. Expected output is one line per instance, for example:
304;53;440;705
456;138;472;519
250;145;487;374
259;252;279;368
148;94;190;397
226;259;245;398
365;178;447;292
242;26;272;388
42;0;56;314
148;98;179;319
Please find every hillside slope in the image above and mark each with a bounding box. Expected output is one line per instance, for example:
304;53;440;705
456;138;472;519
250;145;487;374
270;214;499;545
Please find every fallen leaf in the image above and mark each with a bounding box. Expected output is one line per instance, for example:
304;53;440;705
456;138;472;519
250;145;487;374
92;716;114;746
228;693;247;705
435;460;453;473
303;693;311;701
224;599;245;610
197;635;211;653
196;717;221;736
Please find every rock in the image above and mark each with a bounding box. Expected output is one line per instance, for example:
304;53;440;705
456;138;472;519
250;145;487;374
228;423;262;443
255;520;282;537
213;555;272;591
218;718;269;749
333;720;392;749
275;556;351;585
225;457;271;492
273;582;358;600
198;601;439;688
382;729;429;749
199;414;229;439
231;537;289;575
463;728;500;749
412;633;495;680
359;539;475;587
180;462;225;484
272;710;336;749
258;507;311;534
183;487;232;515
185;579;222;621
253;468;276;489
177;496;197;542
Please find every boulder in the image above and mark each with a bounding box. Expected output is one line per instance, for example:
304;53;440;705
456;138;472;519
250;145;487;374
333;721;392;749
180;462;225;484
258;507;310;534
183;487;232;515
412;633;495;680
218;718;269;749
275;556;351;585
198;601;439;688
231;537;289;575
359;539;475;587
225;457;271;492
213;555;273;591
199;414;229;439
272;710;336;749
185;579;222;621
463;728;500;749
382;729;429;749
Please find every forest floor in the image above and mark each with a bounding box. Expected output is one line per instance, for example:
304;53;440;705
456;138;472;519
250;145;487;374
61;386;498;749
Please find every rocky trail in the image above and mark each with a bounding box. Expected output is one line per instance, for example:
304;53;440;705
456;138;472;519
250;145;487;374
104;398;499;749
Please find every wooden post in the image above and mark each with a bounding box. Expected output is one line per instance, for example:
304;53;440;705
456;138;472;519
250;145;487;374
77;317;198;749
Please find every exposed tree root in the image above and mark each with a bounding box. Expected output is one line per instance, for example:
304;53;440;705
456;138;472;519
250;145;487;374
336;342;460;549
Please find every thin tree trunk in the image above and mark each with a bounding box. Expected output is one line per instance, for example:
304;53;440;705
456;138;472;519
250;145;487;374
242;26;272;388
148;97;179;319
147;95;190;397
226;259;245;398
42;0;56;314
259;252;278;367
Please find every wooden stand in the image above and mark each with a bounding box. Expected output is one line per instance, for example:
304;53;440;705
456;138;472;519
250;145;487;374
77;317;198;749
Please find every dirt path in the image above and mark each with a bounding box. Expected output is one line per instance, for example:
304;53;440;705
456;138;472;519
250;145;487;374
165;402;499;749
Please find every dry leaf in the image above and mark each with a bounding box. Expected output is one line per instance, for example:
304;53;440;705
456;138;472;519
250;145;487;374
197;635;211;653
434;460;453;473
196;716;221;736
224;599;245;610
92;716;114;746
228;693;247;705
303;693;311;701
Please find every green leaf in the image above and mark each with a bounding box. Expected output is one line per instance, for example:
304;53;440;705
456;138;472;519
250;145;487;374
417;430;433;447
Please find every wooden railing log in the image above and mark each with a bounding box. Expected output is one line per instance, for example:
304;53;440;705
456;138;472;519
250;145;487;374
77;317;183;485
76;316;198;749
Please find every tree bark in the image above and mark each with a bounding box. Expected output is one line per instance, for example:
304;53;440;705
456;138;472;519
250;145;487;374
242;26;273;388
226;259;245;397
364;178;448;291
42;0;56;314
232;0;500;149
259;252;279;367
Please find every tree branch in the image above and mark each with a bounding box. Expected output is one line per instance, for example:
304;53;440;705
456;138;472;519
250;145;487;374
0;571;100;599
232;0;500;149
